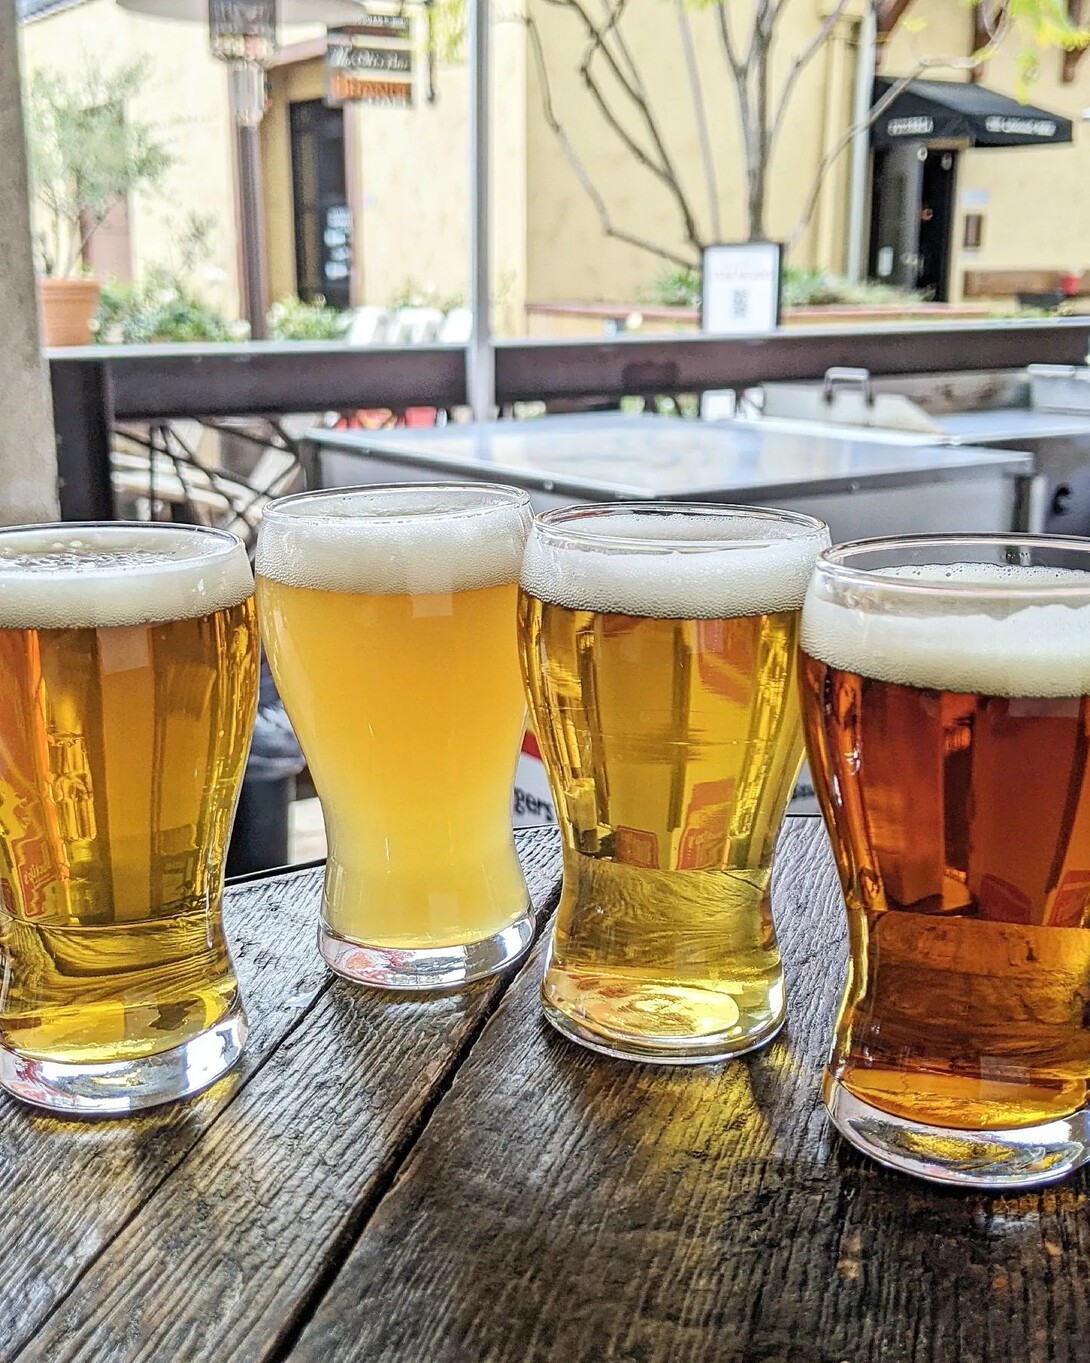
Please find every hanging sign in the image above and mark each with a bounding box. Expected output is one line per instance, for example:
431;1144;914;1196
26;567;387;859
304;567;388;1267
326;14;415;108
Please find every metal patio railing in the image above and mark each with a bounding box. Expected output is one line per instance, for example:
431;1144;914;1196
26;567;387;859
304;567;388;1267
49;318;1090;527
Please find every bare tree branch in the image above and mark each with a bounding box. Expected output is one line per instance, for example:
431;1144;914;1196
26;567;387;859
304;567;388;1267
786;66;922;251
675;0;719;240
785;3;1015;251
541;0;704;253
523;14;697;270
770;0;853;146
715;2;745;78
598;0;694;234
716;0;775;237
595;0;638;87
750;0;776;68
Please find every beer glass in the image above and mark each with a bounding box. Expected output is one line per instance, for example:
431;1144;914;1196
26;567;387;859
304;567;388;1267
801;534;1090;1189
0;523;258;1115
257;484;534;989
518;502;830;1063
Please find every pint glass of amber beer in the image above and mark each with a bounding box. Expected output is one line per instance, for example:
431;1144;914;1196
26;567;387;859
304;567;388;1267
257;484;534;989
801;535;1090;1188
0;523;258;1114
519;503;829;1062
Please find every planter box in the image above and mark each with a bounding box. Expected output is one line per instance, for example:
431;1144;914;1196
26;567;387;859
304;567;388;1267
524;299;993;338
38;277;101;347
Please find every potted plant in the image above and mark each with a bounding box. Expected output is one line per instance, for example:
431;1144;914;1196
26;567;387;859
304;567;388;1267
25;61;172;347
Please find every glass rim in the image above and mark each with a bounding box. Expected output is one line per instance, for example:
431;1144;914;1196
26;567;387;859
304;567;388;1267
532;501;828;553
0;519;245;558
261;481;532;526
815;532;1090;600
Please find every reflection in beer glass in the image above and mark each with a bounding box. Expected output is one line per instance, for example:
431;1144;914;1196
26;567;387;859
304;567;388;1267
518;503;829;1063
257;483;534;990
0;523;258;1115
801;535;1090;1189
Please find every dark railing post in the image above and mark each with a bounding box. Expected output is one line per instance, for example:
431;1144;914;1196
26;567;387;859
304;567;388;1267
49;358;116;521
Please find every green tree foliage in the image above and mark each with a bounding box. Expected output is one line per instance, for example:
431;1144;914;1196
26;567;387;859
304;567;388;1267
25;58;173;276
1005;0;1090;83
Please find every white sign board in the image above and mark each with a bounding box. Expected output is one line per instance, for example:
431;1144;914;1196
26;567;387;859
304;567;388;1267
702;242;782;336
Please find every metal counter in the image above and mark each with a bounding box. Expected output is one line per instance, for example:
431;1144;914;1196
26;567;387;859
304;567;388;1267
746;370;1090;533
302;414;1034;541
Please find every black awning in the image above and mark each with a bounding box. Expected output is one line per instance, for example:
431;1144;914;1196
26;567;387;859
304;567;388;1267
871;77;1073;148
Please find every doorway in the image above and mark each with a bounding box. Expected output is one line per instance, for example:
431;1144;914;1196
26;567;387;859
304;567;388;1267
917;149;957;300
868;144;958;300
288;99;352;309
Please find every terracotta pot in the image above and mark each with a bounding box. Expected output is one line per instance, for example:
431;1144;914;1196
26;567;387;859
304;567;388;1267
37;276;101;347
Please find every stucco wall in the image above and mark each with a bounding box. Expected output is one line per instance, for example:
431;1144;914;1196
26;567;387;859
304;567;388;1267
259;18;529;332
1;0;58;521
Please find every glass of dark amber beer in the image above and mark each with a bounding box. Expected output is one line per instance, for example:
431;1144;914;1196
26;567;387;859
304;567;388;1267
801;534;1090;1188
520;502;829;1063
0;523;258;1115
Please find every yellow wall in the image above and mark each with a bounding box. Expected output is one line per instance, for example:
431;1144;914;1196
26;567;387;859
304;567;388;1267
260;18;526;332
524;0;859;306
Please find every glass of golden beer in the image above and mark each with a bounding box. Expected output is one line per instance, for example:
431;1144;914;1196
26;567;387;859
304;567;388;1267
0;523;258;1115
518;502;830;1063
257;483;534;989
801;534;1090;1189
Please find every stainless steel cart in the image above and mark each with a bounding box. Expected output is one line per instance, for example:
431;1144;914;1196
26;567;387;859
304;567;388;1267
745;367;1090;533
302;413;1033;542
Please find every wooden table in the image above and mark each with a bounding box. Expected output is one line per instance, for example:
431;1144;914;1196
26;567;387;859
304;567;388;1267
5;820;1087;1363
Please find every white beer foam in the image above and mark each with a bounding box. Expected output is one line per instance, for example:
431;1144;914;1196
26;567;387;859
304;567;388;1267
0;525;253;630
801;562;1090;698
520;511;829;620
258;487;531;596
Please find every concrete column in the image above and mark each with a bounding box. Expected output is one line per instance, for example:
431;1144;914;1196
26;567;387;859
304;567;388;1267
0;4;60;523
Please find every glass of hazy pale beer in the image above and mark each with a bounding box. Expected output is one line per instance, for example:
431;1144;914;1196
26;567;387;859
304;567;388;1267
0;523;258;1115
801;534;1090;1189
257;484;535;989
519;502;830;1062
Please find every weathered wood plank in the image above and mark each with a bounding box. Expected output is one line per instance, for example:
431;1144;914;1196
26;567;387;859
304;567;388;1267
0;864;328;1361
14;828;561;1363
288;818;1090;1363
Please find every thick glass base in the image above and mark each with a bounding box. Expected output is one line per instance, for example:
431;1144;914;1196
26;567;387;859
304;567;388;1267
319;913;534;990
540;978;785;1065
824;1076;1090;1190
0;1007;247;1117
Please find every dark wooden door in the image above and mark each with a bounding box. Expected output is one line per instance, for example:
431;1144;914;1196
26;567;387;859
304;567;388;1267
289;99;352;309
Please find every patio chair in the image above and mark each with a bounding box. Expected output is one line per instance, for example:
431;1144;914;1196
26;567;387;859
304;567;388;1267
438;308;473;343
345;306;390;346
386;307;445;345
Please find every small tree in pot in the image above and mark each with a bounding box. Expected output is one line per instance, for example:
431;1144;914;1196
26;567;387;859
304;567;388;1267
25;59;173;345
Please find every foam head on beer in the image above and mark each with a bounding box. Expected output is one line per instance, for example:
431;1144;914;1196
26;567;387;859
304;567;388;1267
802;561;1090;699
520;508;830;618
257;485;531;597
0;523;253;629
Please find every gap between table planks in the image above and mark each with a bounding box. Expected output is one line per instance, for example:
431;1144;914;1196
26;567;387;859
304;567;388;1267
288;819;1090;1363
5;828;561;1363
